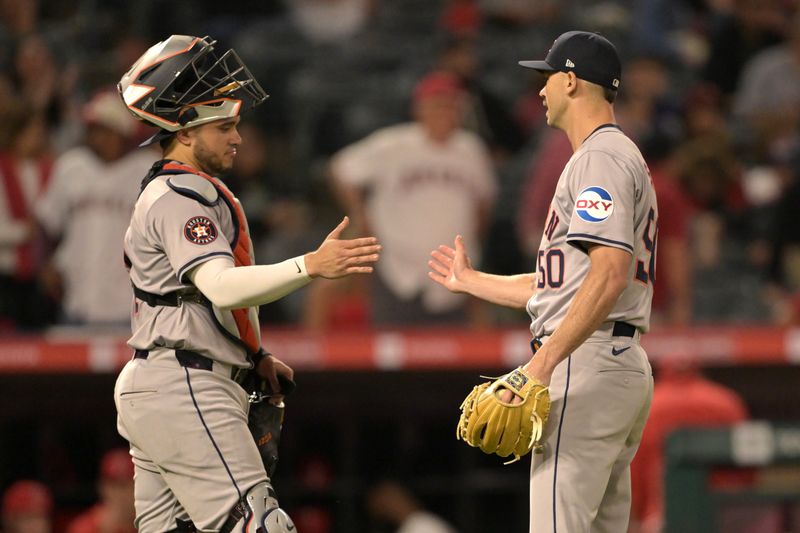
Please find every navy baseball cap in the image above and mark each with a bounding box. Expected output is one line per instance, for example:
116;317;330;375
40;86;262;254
519;31;621;91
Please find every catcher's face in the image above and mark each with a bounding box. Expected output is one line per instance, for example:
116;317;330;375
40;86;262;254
190;117;242;175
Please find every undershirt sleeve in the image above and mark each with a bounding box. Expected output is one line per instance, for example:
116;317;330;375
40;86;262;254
188;256;312;309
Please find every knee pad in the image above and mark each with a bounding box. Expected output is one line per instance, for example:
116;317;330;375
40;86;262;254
220;481;296;533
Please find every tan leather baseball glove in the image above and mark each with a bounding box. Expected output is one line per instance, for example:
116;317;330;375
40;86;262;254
457;367;551;463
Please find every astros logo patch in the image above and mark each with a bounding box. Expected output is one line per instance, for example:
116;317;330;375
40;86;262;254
575;186;614;222
184;216;218;244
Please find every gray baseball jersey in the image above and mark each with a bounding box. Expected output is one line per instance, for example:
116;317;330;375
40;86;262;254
116;164;268;532
526;124;658;337
124;172;257;367
523;124;657;533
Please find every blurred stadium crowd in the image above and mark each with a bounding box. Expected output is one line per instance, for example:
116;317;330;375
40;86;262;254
1;0;800;333
3;2;800;532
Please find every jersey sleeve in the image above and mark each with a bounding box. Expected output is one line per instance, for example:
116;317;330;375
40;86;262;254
34;158;72;238
331;129;391;187
148;192;234;283
467;132;499;202
565;150;636;254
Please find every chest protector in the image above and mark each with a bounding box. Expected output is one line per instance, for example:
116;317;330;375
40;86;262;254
141;159;260;356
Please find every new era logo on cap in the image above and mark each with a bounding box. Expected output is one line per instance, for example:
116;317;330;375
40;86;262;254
518;31;622;91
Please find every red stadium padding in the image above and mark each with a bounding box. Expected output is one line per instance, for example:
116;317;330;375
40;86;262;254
0;326;798;373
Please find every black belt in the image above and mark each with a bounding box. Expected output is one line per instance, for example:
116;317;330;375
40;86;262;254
611;321;637;337
134;348;215;372
132;285;209;307
530;321;636;353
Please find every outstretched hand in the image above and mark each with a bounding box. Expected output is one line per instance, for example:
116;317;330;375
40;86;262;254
305;216;381;279
428;234;473;294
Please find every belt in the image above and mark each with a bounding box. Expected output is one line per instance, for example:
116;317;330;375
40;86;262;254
531;321;637;353
134;348;234;378
132;285;209;307
611;321;636;337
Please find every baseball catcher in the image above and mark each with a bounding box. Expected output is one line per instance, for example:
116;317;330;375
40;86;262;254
115;33;379;533
457;365;550;463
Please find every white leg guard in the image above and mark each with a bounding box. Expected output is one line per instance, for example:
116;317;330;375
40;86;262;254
221;482;296;533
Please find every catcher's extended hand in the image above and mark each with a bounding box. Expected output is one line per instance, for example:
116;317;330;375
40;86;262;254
457;367;550;464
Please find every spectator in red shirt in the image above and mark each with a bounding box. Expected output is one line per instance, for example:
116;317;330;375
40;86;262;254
629;360;749;533
514;128;572;264
0;104;55;330
66;448;135;533
639;135;694;327
1;480;53;533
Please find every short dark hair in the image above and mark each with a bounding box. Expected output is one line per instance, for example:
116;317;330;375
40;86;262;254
603;87;617;104
159;134;176;152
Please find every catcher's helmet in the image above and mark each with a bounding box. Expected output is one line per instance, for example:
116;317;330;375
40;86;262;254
118;35;267;145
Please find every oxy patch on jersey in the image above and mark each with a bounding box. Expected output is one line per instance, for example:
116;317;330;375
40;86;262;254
184;216;218;245
575;186;614;222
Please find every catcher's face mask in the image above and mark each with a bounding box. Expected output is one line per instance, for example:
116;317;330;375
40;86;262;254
118;35;268;146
